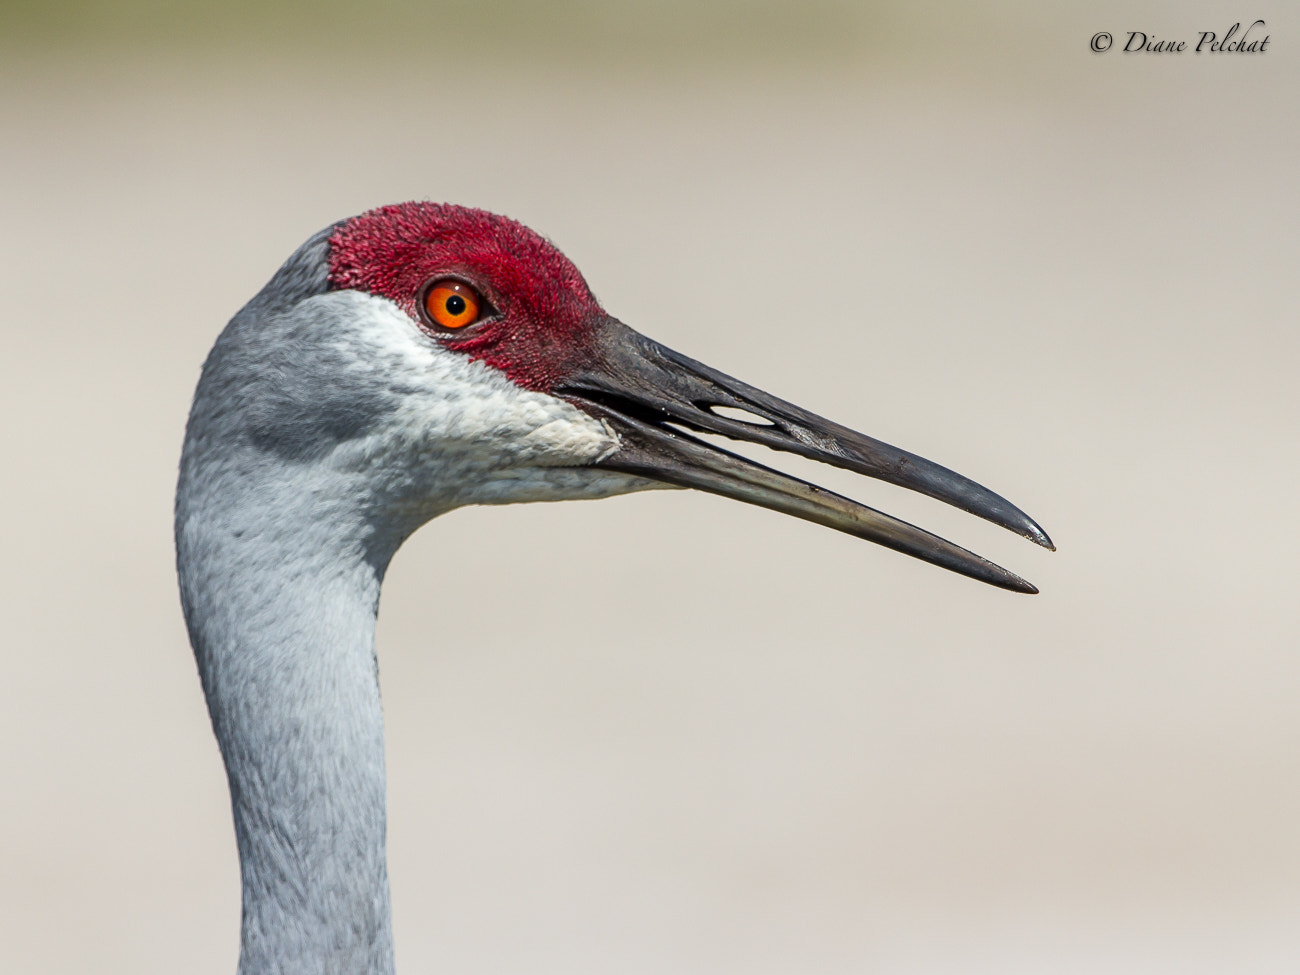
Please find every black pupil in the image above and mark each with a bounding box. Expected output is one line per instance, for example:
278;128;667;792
445;294;467;316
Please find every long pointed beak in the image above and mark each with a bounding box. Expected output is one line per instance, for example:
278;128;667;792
555;318;1053;594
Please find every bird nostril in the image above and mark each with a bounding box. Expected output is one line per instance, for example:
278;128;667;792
704;404;776;428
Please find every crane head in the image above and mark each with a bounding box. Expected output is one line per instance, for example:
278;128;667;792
255;202;1050;591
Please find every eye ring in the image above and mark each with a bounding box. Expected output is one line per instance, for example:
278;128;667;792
420;278;488;331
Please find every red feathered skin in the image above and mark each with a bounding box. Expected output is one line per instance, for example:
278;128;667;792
329;203;605;393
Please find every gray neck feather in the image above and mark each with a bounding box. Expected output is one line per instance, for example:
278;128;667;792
176;225;634;974
176;228;402;975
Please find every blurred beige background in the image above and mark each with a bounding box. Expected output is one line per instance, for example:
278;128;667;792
2;2;1296;972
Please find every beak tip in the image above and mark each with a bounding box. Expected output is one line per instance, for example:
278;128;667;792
1023;522;1056;552
992;567;1039;595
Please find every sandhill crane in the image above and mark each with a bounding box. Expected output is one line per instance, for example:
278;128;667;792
175;202;1052;974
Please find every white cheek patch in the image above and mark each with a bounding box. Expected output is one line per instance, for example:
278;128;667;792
508;415;621;465
321;292;630;507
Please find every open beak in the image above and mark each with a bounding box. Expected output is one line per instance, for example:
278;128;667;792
556;318;1053;594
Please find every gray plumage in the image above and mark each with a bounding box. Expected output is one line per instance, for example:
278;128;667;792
177;229;643;974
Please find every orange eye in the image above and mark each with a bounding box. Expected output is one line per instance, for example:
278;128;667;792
423;280;482;330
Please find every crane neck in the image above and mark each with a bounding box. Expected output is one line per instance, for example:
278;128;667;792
176;454;406;975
